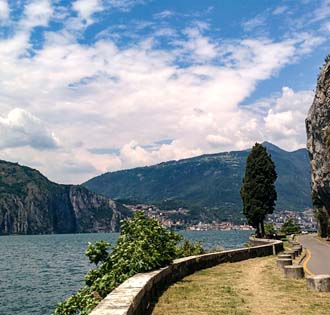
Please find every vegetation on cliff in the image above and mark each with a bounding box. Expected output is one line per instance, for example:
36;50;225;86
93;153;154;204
0;160;130;235
54;211;204;315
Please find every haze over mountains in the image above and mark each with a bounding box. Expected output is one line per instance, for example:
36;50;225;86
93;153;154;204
84;142;312;222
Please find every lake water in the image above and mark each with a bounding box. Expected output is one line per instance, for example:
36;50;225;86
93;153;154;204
0;230;251;315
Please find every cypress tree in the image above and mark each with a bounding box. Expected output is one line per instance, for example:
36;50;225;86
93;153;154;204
240;143;277;237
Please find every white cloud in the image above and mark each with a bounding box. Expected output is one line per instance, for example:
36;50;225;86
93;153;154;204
0;31;318;181
0;108;59;150
294;33;326;55
120;141;154;167
262;87;314;150
242;15;266;32
21;0;53;29
0;2;325;183
72;0;103;23
272;6;289;15
105;0;147;11
312;0;330;22
206;134;232;147
153;10;174;19
181;27;218;61
0;32;30;57
0;0;9;22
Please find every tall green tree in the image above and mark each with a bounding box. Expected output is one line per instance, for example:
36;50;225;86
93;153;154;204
240;143;277;237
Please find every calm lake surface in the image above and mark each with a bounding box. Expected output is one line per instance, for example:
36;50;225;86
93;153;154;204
0;230;251;315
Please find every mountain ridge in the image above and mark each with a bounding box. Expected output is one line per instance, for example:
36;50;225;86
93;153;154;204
84;143;312;222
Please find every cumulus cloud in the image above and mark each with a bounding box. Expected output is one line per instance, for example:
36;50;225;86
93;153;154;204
72;0;103;23
0;108;59;150
0;29;319;181
262;87;314;149
21;0;53;29
120;141;154;167
0;1;325;183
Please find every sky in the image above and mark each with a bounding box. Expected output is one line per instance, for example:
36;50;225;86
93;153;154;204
0;0;329;184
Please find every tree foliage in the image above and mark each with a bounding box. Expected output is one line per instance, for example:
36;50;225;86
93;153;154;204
54;211;204;315
240;143;277;237
264;223;276;236
280;218;300;235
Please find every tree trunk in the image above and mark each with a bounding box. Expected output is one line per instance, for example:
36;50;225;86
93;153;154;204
255;225;261;238
261;221;265;238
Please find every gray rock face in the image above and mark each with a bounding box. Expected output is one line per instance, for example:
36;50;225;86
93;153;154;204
306;58;330;236
0;160;131;235
68;185;128;233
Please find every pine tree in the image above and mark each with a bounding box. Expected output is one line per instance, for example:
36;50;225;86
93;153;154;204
240;143;277;237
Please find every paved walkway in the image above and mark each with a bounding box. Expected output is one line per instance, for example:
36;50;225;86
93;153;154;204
299;234;330;275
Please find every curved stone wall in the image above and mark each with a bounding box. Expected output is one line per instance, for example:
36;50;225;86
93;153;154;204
90;239;283;315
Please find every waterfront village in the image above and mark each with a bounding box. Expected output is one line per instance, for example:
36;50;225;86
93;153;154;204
124;203;318;232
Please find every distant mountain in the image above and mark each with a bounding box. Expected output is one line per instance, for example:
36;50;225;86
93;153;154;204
0;160;131;235
84;142;312;222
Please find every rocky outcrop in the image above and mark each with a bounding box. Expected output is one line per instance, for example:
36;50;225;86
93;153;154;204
68;186;129;233
306;57;330;237
0;160;131;235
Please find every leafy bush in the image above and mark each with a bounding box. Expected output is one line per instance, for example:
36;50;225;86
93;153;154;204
264;223;276;236
175;239;205;257
54;211;203;315
280;218;300;235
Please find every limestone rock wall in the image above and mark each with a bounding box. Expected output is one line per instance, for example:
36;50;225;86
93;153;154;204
306;58;330;236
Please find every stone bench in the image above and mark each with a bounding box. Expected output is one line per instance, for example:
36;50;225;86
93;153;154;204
283;250;295;260
284;265;305;279
306;275;330;292
292;246;302;256
278;254;292;260
277;258;292;269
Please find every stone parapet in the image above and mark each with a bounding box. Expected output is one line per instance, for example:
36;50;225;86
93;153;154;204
90;238;283;315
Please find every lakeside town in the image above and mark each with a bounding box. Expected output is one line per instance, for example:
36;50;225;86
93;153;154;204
124;203;318;232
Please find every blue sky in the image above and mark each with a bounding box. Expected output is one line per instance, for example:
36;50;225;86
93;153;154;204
0;0;328;183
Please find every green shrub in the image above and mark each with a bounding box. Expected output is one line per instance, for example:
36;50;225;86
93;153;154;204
175;239;205;257
54;211;201;315
280;218;300;235
264;223;276;236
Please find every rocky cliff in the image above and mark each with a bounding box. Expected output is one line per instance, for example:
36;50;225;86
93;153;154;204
306;56;330;236
0;160;131;235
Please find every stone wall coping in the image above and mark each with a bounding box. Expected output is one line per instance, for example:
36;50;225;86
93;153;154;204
90;237;283;315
